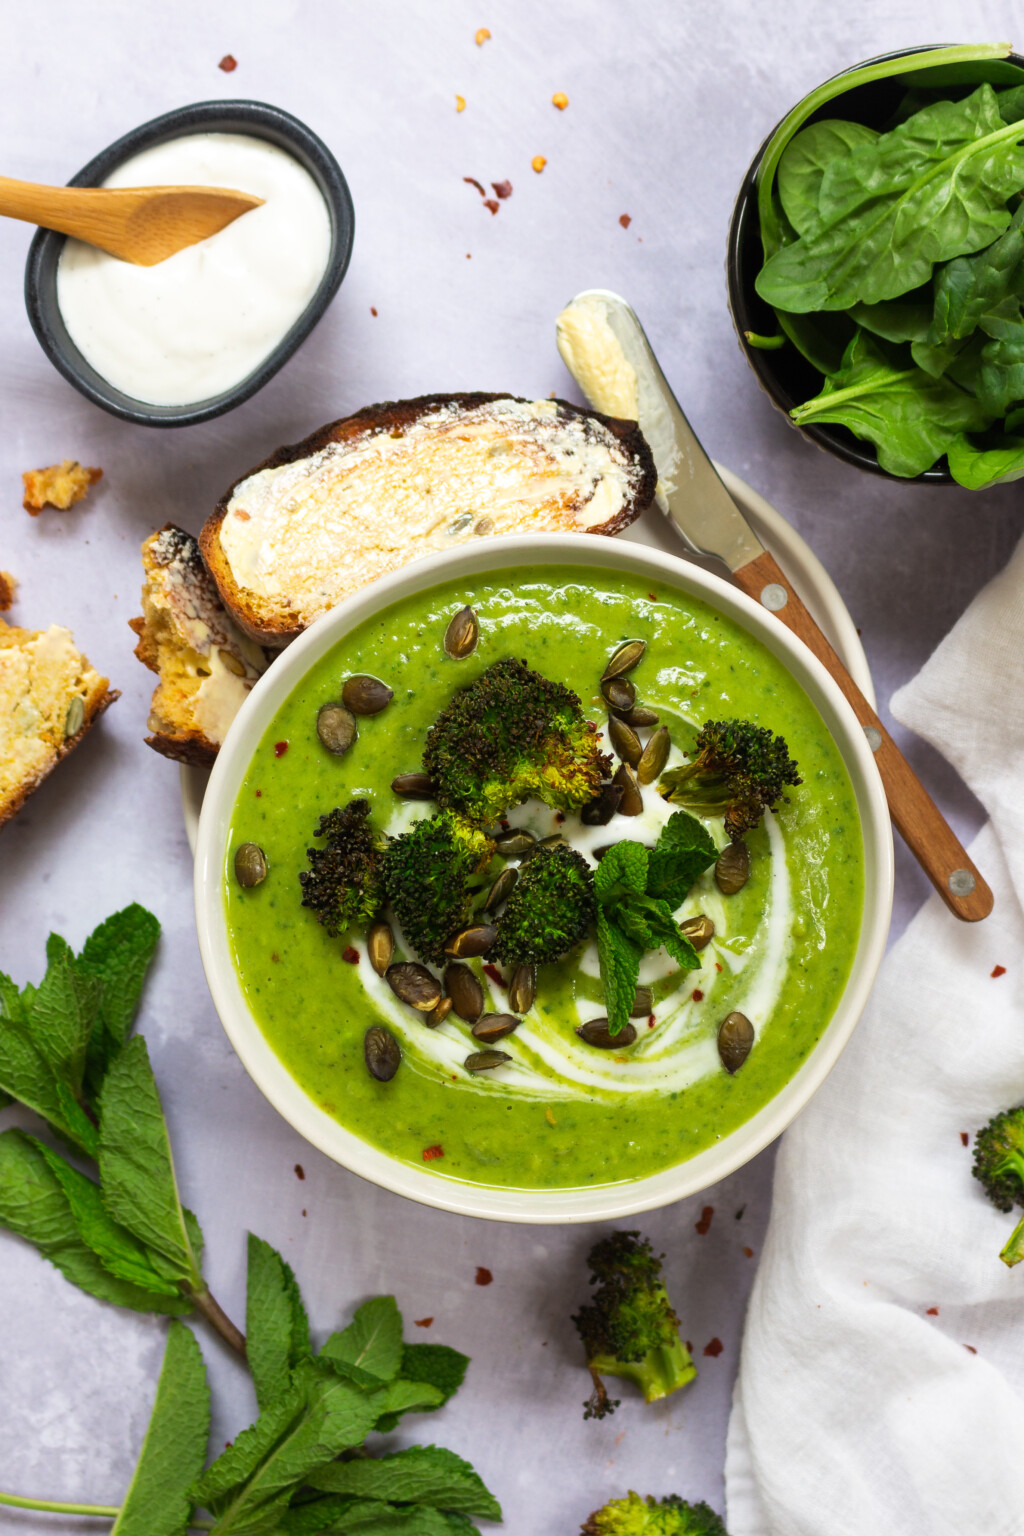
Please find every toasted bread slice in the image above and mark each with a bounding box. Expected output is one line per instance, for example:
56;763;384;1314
200;392;656;644
130;524;269;767
0;618;116;830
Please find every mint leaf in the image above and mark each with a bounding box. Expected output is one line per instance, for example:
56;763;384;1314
629;897;702;972
0;1129;189;1315
0;1020;98;1156
397;1343;469;1408
371;1379;444;1426
79;904;161;1094
595;910;642;1038
321;1296;403;1383
112;1321;209;1536
281;1501;472;1535
308;1446;501;1520
614;900;655;950
28;935;100;1094
98;1036;203;1289
646;811;717;908
594;841;648;904
247;1234;311;1412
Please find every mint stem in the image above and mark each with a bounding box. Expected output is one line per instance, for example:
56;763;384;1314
189;1285;246;1355
0;1491;121;1516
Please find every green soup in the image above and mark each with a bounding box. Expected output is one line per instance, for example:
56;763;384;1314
225;567;863;1190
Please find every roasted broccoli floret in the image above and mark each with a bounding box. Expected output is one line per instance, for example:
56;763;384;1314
493;844;596;964
658;718;801;841
383;810;494;966
572;1230;696;1420
423;657;611;824
299;799;386;937
973;1107;1024;1267
581;1493;729;1536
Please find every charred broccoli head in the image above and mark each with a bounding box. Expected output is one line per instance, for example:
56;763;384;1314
581;1493;729;1535
658;718;801;841
383;810;494;965
572;1230;696;1420
423;657;611;824
493;844;596;964
973;1107;1024;1267
299;799;386;937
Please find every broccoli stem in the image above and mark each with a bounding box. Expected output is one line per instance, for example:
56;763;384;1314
1001;1211;1024;1268
590;1334;697;1404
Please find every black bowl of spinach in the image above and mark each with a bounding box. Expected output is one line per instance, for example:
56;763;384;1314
728;43;1024;488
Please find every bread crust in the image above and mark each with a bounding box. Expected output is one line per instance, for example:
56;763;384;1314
0;686;118;831
200;393;657;645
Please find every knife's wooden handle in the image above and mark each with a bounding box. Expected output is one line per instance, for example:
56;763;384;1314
733;549;992;922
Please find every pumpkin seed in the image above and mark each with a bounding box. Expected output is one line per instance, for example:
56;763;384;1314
64;695;85;738
608;715;642;767
445;923;497;959
342;675;393;715
367;921;394;976
444;963;485;1023
680;914;715;950
602;639;646;681
630;986;653;1017
218;647;247;677
576;1017;638;1049
507;963;536;1015
715;841;750;895
471;1013;519;1043
718;1011;754;1074
386;962;442;1010
636;726;671;786
581;782;624;826
391;772;437;798
613;762;643;816
425;997;453;1028
473;516;495;537
494;828;536;858
364;1025;401;1081
316;703;356;755
444;605;479;659
602;676;636;713
624;705;659;729
484;865;519;912
234;842;267;888
465;1049;511;1072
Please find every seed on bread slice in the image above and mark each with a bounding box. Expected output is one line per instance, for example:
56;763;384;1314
200;392;657;645
0;617;116;831
130;524;270;767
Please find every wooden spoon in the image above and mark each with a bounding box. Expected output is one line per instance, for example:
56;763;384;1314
0;176;264;265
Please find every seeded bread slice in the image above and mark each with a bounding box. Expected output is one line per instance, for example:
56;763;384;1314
0;617;117;830
199;392;657;645
130;525;270;767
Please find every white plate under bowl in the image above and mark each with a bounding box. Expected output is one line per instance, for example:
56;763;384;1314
194;532;892;1224
180;465;874;847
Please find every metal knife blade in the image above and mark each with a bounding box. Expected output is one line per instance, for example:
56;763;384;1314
555;289;764;571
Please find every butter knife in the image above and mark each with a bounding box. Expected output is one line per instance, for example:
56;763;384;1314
556;289;992;923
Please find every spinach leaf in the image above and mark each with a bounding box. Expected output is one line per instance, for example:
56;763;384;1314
791;329;991;476
111;1321;209;1536
929;201;1024;343
778;119;878;236
948;430;1024;486
978;323;1024;414
850;297;933;343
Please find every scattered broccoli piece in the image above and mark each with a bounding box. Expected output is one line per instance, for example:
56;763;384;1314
423;657;611;824
572;1230;696;1420
383;810;495;965
973;1107;1024;1267
493;844;597;964
299;799;387;937
658;718;801;841
581;1493;729;1535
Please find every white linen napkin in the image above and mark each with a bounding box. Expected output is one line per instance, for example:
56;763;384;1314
724;534;1024;1536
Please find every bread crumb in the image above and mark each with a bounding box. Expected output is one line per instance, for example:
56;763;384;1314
531;155;547;173
0;571;16;612
619;213;632;229
219;54;237;71
23;461;102;515
552;91;569;110
455;94;466;112
475;27;490;44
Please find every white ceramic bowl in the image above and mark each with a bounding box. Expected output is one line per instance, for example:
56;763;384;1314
194;534;893;1223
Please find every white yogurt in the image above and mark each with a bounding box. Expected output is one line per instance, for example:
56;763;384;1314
56;133;332;407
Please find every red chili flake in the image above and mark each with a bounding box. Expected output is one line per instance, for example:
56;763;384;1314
965;1344;977;1354
691;989;704;1003
475;1266;493;1286
370;306;378;317
219;54;238;71
499;818;510;829
483;199;499;214
715;962;723;972
647;1014;656;1028
991;964;1007;978
492;179;513;199
422;1144;444;1161
274;740;289;757
483;963;506;989
695;1205;714;1235
926;1306;939;1316
342;946;360;965
270;953;280;963
555;811;566;823
960;1132;970;1147
648;592;657;601
743;1246;754;1259
464;176;486;196
619;213;632;228
414;1316;434;1328
294;1164;305;1180
255;788;262;797
703;1337;724;1357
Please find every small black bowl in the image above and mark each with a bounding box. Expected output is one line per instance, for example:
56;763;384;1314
727;45;1024;483
24;99;354;428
